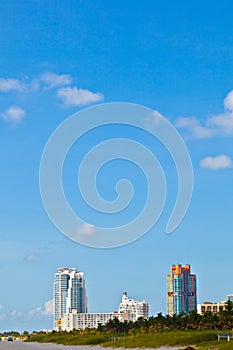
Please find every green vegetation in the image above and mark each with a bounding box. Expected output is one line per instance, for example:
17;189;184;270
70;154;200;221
26;329;233;349
0;331;21;337
26;331;110;345
26;302;233;349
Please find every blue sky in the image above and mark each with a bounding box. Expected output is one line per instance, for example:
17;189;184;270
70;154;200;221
0;0;233;332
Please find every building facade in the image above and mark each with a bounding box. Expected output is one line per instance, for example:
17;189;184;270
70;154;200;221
54;268;87;330
118;292;149;322
61;311;122;331
60;291;149;331
167;264;197;316
197;301;226;315
66;269;88;314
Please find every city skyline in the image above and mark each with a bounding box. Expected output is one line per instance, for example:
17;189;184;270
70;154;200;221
53;266;150;331
0;0;233;332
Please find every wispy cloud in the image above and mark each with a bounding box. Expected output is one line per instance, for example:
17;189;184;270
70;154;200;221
23;253;39;263
42;299;53;316
0;78;23;92
224;90;233;111
208;112;233;135
57;86;103;106
175;116;215;139
28;306;42;318
1;105;25;123
28;299;53;319
11;309;22;317
200;154;233;170
175;90;233;138
0;73;71;93
39;72;72;89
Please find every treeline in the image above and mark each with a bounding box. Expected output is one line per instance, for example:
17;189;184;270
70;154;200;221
0;331;21;337
97;300;233;334
0;330;29;337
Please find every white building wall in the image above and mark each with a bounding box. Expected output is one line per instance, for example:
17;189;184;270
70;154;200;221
61;312;122;331
60;291;149;331
118;292;149;322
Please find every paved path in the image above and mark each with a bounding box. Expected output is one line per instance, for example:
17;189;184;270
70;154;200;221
0;340;183;350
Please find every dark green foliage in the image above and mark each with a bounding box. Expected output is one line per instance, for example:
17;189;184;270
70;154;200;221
97;306;233;333
0;331;20;337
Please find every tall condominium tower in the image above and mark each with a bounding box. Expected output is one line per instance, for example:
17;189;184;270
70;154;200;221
54;268;87;330
167;264;197;316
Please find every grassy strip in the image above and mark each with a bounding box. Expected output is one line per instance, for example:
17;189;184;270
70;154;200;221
26;330;233;349
26;332;110;345
102;330;217;348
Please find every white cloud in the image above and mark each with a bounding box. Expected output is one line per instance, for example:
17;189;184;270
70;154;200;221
175;90;233;138
11;309;22;317
77;223;97;236
224;90;233;111
0;72;71;94
11;309;17;316
28;300;53;319
39;72;72;88
57;86;103;106
42;299;53;316
28;306;42;318
0;78;23;92
200;155;233;170
145;110;164;130
175;116;215;139
0;74;104;121
1;105;25;123
208;112;233;135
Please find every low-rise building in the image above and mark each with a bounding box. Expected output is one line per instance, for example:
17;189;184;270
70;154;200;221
197;301;226;315
60;291;149;331
61;311;122;331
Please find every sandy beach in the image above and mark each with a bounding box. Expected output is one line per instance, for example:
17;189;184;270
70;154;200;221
0;339;183;350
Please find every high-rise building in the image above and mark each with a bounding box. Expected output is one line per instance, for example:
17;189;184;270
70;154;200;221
66;269;88;314
54;268;87;330
167;264;197;316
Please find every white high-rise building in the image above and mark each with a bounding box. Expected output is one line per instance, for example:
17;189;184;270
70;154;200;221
66;269;88;314
118;292;149;322
54;268;87;330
